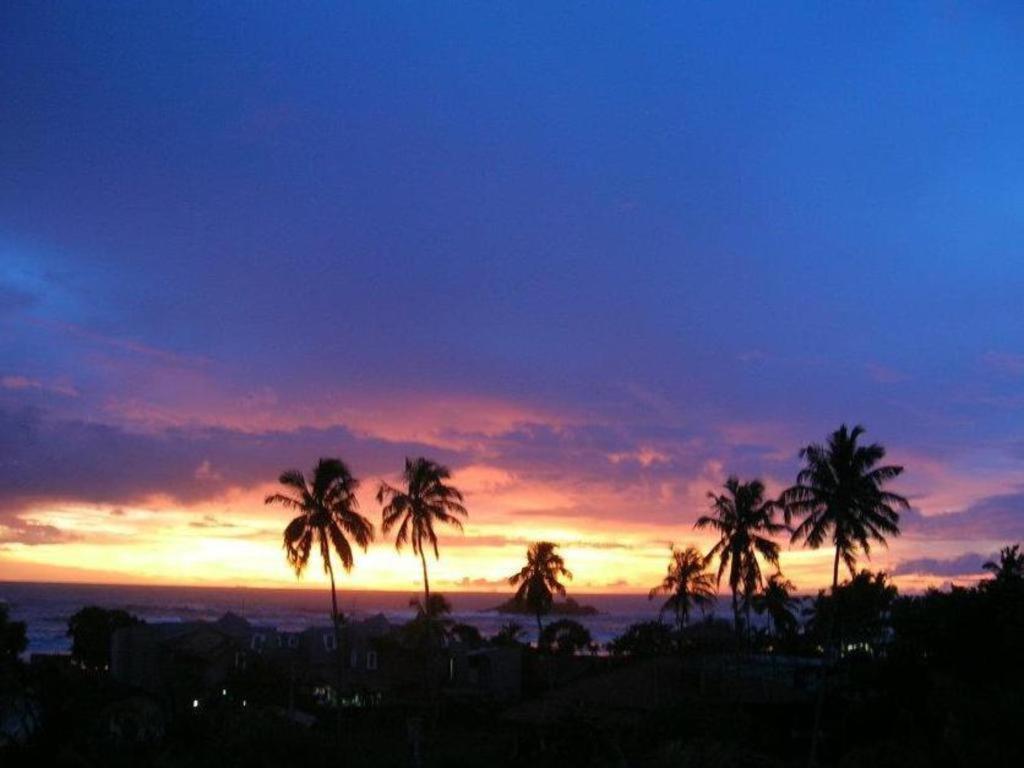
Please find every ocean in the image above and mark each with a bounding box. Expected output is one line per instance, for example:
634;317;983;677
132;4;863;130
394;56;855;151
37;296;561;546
0;581;708;655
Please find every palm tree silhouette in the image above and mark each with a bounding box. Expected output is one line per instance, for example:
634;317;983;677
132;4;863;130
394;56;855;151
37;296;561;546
782;425;908;596
648;545;716;632
404;593;454;648
265;458;374;722
410;592;453;620
378;457;468;607
781;425;906;767
508;542;572;642
751;573;799;639
983;544;1024;584
492;621;526;647
695;477;785;641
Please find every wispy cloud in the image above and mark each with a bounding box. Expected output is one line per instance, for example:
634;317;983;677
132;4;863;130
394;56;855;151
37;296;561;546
1;375;78;397
893;552;992;578
0;517;80;546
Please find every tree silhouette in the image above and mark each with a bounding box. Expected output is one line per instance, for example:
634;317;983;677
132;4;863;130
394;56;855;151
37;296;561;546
508;542;572;642
265;458;374;713
539;619;593;656
751;573;799;640
67;606;142;670
695;477;785;640
404;593;454;648
0;604;27;663
378;457;468;607
782;425;908;594
451;623;484;649
781;426;906;766
491;621;526;647
607;621;676;658
805;570;897;652
409;592;453;621
983;544;1024;585
648;545;716;631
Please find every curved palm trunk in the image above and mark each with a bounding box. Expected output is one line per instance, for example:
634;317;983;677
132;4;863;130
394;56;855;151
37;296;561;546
536;612;543;647
327;557;340;627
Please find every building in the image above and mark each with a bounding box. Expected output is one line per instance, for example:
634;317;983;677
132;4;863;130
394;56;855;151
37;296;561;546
110;612;522;711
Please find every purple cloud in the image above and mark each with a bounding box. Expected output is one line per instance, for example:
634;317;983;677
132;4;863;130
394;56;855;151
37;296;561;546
903;493;1024;542
893;552;992;578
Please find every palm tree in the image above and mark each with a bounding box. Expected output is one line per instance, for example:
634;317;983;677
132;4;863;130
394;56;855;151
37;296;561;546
780;425;907;767
782;425;908;596
265;458;374;644
508;542;573;642
378;457;468;607
404;593;454;648
648;545;717;632
695;477;785;640
751;573;799;639
983;544;1024;584
492;621;526;647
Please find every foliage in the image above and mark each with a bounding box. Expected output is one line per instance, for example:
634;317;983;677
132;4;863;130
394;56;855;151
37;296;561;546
782;424;908;589
403;593;453;648
508;542;572;636
982;543;1024;586
377;456;467;603
750;573;800;639
266;458;374;580
695;477;785;636
1;603;27;662
490;621;526;647
67;606;142;670
805;570;897;652
538;618;592;656
607;620;676;658
648;545;716;631
450;623;484;648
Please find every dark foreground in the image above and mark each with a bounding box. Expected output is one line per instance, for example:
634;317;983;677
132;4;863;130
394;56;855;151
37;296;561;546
1;565;1022;767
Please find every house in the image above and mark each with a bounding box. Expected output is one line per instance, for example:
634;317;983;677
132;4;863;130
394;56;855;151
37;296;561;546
110;612;524;711
110;620;239;708
111;613;403;708
447;646;522;701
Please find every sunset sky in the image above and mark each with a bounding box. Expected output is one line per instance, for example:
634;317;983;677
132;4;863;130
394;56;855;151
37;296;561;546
2;4;1023;595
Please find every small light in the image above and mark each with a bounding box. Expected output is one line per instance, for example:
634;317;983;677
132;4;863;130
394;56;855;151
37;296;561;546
192;699;199;709
222;688;227;696
242;699;247;707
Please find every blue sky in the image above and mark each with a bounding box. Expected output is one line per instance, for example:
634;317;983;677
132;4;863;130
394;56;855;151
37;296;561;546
1;3;1022;589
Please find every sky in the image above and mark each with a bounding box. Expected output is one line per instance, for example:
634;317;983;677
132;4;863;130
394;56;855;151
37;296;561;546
1;3;1023;595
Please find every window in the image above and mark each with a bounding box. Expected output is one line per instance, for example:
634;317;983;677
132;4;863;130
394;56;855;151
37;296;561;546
287;635;299;649
250;634;266;651
366;651;378;671
323;632;337;652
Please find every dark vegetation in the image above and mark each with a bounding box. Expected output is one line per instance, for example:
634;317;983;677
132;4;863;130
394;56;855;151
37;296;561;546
2;432;1021;766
